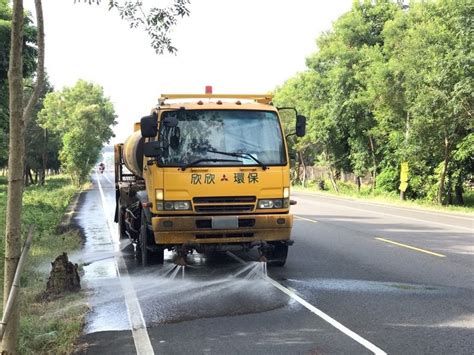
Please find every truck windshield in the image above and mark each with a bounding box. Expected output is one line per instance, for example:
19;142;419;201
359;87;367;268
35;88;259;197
157;110;286;167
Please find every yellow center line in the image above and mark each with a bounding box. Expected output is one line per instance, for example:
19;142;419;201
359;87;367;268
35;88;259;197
375;237;446;258
295;216;318;223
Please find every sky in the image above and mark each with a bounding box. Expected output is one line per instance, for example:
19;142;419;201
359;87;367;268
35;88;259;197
24;0;353;144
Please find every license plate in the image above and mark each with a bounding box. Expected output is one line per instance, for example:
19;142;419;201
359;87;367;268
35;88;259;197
212;216;239;229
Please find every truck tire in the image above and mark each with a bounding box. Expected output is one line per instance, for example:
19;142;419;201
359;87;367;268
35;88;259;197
268;242;288;267
139;210;164;266
117;198;126;239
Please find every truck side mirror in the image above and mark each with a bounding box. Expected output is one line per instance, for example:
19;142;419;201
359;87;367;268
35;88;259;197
141;113;158;138
296;115;306;137
143;141;163;157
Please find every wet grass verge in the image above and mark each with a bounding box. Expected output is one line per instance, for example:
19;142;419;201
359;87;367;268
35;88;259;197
0;175;88;354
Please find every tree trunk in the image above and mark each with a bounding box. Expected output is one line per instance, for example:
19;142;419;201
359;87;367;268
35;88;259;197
29;169;34;185
437;137;451;205
328;166;339;193
24;166;30;186
323;149;338;193
22;0;45;125
3;0;25;352
454;174;464;205
368;135;377;192
3;1;44;352
446;171;453;205
356;176;361;193
40;128;47;185
298;150;306;188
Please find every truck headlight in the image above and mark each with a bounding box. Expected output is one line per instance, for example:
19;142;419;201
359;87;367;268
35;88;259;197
164;201;174;210
257;199;289;209
273;199;283;208
161;200;192;211
174;201;191;210
258;199;274;209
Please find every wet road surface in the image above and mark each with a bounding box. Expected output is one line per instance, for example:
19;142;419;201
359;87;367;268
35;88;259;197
74;172;473;354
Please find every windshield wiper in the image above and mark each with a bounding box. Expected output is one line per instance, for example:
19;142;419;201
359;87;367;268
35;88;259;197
207;149;268;170
181;158;241;171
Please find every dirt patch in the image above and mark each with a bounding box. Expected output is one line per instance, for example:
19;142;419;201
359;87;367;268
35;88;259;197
45;253;81;296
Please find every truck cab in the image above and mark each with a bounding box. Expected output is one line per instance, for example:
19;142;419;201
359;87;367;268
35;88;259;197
115;93;306;266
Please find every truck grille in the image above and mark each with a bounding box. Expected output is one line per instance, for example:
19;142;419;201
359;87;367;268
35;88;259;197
195;205;254;213
193;196;256;213
193;196;256;203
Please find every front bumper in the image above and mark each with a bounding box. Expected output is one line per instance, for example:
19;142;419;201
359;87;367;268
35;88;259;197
151;214;293;244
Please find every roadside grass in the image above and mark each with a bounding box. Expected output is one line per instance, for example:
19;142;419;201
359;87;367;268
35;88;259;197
292;180;474;214
0;175;88;354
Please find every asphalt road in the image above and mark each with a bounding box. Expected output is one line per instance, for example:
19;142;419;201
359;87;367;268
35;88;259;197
75;172;473;354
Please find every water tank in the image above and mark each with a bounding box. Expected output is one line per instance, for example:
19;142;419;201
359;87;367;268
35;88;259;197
123;131;145;177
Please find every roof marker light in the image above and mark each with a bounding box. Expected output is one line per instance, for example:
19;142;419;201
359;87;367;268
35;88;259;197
205;86;212;94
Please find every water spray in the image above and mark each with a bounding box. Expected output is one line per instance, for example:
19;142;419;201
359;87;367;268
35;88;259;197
174;248;189;267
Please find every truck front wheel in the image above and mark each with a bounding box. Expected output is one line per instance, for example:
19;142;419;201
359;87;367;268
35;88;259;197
268;242;288;267
138;210;164;266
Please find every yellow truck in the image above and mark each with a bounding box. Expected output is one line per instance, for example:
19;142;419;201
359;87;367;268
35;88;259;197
114;93;306;266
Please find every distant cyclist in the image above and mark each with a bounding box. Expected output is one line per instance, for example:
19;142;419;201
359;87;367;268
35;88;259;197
98;162;105;174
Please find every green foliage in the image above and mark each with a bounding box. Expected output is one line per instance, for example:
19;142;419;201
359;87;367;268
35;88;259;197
0;175;86;355
275;0;473;206
23;77;62;177
376;166;398;193
77;0;190;54
39;80;117;185
0;0;39;167
384;0;473;203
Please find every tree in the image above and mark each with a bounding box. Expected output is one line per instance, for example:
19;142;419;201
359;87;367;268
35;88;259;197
275;0;472;205
274;71;318;186
24;77;59;185
3;0;190;352
40;80;117;185
279;0;401;191
384;0;473;204
0;0;38;168
2;0;44;351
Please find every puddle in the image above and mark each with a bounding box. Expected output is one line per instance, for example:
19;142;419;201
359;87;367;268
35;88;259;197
286;278;441;294
83;261;287;332
133;261;284;326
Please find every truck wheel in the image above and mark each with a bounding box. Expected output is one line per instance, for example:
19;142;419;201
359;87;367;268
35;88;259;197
139;211;164;266
268;242;288;267
118;198;126;239
139;224;150;267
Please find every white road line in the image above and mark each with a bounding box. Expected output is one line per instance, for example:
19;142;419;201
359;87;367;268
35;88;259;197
102;171;114;186
294;215;318;223
294;191;474;221
295;196;473;232
96;173;155;355
226;252;387;355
